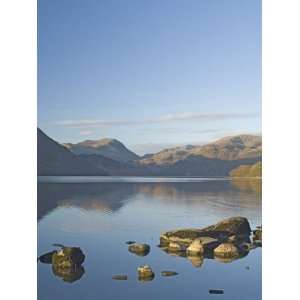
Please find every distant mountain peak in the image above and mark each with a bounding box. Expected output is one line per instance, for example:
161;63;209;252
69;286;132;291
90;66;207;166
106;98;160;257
64;137;140;162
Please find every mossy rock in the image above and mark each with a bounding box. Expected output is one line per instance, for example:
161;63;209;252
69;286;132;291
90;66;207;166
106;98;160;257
128;244;150;256
52;247;85;269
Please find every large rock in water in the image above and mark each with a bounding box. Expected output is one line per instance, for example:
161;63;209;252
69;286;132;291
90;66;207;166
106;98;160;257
52;247;85;269
128;243;150;256
137;265;155;281
160;217;251;247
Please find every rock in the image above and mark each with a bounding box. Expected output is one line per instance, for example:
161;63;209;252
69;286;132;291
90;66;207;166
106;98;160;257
201;217;251;236
52;247;85;269
125;241;136;245
161;271;178;277
209;289;224;294
228;234;251;244
168;242;185;252
187;236;220;256
52;264;85;283
253;228;262;241
240;242;257;251
39;251;56;264
128;243;150;256
214;243;240;258
137;265;155;281
112;275;128;280
160;217;251;247
187;255;204;268
198;236;220;250
187;239;204;255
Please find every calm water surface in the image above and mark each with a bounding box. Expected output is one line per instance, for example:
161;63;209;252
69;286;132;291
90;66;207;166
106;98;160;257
38;177;261;300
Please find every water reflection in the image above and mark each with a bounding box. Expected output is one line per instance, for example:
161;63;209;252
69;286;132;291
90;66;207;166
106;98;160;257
38;179;261;221
52;265;85;283
37;183;137;220
38;178;261;299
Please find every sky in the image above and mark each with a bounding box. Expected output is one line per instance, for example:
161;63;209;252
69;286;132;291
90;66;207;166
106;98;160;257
38;0;261;155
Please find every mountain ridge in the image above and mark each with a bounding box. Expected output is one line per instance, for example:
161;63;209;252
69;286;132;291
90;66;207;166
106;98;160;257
39;130;261;177
64;138;140;163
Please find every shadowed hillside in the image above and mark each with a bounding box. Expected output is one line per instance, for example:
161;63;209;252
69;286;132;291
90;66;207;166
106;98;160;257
37;129;107;176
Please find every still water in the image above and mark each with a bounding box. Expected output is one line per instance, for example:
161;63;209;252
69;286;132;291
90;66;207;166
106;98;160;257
38;177;261;300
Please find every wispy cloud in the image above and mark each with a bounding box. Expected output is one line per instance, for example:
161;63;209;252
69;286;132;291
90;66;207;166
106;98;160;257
55;112;258;129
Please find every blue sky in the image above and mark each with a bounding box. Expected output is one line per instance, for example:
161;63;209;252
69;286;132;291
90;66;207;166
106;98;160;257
38;0;261;155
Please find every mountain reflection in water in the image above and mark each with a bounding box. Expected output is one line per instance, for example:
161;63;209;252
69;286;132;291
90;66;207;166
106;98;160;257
38;179;261;221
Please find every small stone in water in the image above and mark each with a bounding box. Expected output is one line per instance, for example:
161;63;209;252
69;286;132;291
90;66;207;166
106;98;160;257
245;266;250;270
209;289;224;294
125;241;136;245
161;271;178;277
112;275;128;280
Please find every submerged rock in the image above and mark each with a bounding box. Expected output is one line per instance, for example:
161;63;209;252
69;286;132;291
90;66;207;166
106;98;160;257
52;246;85;269
214;243;240;258
209;289;224;294
125;241;136;245
128;243;150;256
161;271;178;277
137;265;155;281
112;275;128;280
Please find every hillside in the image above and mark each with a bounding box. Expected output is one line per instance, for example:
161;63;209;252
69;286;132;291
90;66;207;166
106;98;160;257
79;154;152;176
64;138;140;162
139;135;261;165
137;135;261;176
37;129;107;176
229;161;262;178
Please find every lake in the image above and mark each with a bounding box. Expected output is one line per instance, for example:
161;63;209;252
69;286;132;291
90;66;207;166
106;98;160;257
37;177;261;300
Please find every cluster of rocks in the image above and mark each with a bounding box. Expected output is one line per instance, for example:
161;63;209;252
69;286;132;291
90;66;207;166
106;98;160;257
38;217;261;285
159;217;262;266
113;265;178;281
112;241;178;281
38;244;85;283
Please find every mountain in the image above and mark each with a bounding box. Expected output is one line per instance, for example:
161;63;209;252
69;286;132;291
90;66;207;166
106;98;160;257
37;128;107;176
137;135;261;176
39;131;261;177
64;138;140;163
229;161;262;178
139;135;261;165
79;154;152;176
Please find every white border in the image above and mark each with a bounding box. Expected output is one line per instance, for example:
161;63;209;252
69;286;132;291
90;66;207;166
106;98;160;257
0;0;36;299
1;0;300;299
263;0;300;299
